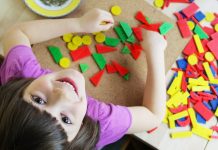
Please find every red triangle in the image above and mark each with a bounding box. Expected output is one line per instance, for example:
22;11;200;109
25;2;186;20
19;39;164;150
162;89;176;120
183;37;197;56
95;44;117;53
70;45;91;61
106;64;117;73
140;23;162;33
112;60;128;76
132;27;143;41
135;11;149;25
90;70;104;86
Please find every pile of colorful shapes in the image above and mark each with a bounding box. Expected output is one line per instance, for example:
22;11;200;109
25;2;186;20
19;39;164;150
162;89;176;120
153;0;195;9
165;2;218;140
48;9;174;87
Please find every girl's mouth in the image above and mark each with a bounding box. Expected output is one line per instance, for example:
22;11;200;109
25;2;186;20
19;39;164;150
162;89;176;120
57;78;78;95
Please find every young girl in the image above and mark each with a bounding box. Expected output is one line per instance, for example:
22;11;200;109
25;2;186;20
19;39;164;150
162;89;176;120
0;8;167;150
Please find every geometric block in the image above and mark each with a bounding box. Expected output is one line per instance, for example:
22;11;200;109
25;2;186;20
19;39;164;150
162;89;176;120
196;113;206;124
193;102;214;121
207;38;218;60
92;53;107;70
70;46;91;61
177;58;188;70
171;131;192;139
182;2;199;18
194;11;205;22
48;46;63;64
89;70;104;86
177;19;192;38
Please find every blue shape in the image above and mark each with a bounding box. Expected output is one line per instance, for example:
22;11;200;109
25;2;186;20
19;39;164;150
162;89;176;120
210;66;217;77
194;11;205;22
196;113;206;124
177;58;188;70
210;99;218;111
203;101;212;110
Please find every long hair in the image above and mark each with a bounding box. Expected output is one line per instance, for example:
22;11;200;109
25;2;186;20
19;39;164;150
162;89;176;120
0;77;100;150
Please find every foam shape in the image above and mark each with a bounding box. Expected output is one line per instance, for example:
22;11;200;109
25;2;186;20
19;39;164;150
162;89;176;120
106;64;117;73
112;60;129;76
159;22;174;35
70;46;91;61
194;11;205;22
211;126;218;131
211;32;218;40
114;26;128;43
171;131;192;139
132;27;143;41
193;102;214;121
95;32;106;43
62;33;73;42
67;42;78;51
104;37;120;47
215;107;218;116
111;5;122;16
169;117;176;128
192;86;210;92
193;34;205;53
188;108;198;128
79;63;89;73
82;35;92;45
205;12;215;22
183;37;197;55
154;0;164;8
181;73;187;92
187;54;198;65
205;52;215;62
187;20;195;30
167;72;182;96
192;125;213;140
203;62;214;81
59;57;70;69
196;113;206;124
95;44;117;53
203;27;216;36
188;78;209;86
214;24;218;32
92;53;106;70
140;23;162;32
135;11;149;25
177;19;192;38
176;116;190;127
169;110;188;120
120;21;133;37
210;99;218;111
90;70;104;86
123;73;130;80
126;34;136;43
48;46;63;64
182;2;199;18
72;35;82;46
121;46;131;54
193;25;209;39
211;18;218;26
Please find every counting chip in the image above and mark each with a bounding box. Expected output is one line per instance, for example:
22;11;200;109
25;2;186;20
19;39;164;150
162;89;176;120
95;33;106;43
187;21;195;30
72;36;82;46
63;33;73;42
188;54;198;65
205;12;215;22
59;57;71;68
67;42;78;51
215;24;218;32
82;35;92;45
111;5;122;16
205;52;215;62
154;0;164;8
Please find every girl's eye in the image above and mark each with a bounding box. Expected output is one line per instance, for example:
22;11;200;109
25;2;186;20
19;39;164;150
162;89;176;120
31;95;47;105
61;115;72;124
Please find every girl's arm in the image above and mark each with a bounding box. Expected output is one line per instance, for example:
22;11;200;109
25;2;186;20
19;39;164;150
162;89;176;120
127;30;167;133
2;8;114;56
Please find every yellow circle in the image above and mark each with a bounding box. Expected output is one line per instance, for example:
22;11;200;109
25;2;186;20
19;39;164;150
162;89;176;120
205;12;215;22
187;21;195;31
188;54;198;65
215;24;218;32
205;52;215;62
154;0;164;8
59;57;71;68
111;5;122;16
95;33;106;43
63;33;73;42
82;35;92;45
72;36;82;46
67;42;78;51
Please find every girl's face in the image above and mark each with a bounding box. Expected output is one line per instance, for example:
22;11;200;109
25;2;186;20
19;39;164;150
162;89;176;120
23;69;87;142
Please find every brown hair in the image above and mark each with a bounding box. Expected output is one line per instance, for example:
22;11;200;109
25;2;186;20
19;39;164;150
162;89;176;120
0;78;100;150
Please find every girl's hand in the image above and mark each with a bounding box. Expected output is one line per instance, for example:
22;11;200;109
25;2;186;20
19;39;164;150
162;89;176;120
79;8;114;33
